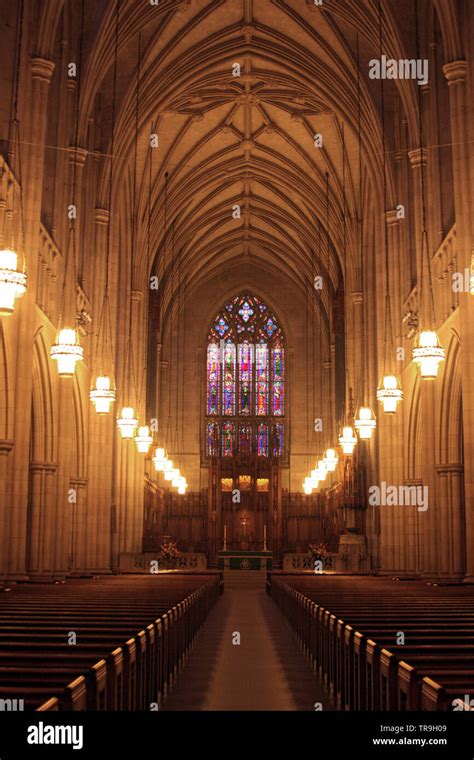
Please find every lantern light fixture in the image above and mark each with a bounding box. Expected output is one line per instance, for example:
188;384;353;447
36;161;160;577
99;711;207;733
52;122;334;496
152;448;167;471
135;425;153;454
339;425;357;455
377;374;403;414
303;477;313;495
412;330;445;378
50;328;84;377
90;375;116;414
324;448;339;472
171;472;182;488
0;249;27;316
164;466;178;482
117;406;138;439
355;407;376;439
309;469;320;489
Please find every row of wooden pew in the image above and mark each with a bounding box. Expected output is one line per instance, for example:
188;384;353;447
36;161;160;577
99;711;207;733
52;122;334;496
0;572;222;711
268;573;474;711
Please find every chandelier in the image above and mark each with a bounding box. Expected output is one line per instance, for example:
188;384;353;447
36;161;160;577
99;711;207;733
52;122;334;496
50;328;84;377
0;249;27;316
377;374;403;413
412;330;445;378
339;425;357;455
355;407;376;439
90;375;115;414
117;407;138;439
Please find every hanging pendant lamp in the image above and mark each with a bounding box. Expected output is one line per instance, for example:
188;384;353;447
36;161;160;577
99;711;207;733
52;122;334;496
377;374;403;413
51;327;84;377
412;330;445;378
117;406;138;439
90;375;116;414
0;249;27;315
339;425;357;455
309;468;320;489
324;448;338;472
152;447;167;471
303;477;313;495
135;425;153;454
355;406;376;439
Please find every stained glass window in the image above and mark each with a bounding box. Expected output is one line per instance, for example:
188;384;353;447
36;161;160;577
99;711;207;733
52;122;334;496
255;342;268;415
207;343;220;415
222;422;234;456
272;344;284;416
257;423;268;456
206;294;285;458
206;421;219;456
222;342;236;415
239;425;252;453
273;422;285;457
238;342;252;415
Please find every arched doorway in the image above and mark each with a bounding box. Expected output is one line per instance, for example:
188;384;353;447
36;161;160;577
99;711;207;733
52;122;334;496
203;293;286;563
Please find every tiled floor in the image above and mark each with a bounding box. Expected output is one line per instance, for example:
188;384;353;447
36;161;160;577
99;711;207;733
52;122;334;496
164;590;332;711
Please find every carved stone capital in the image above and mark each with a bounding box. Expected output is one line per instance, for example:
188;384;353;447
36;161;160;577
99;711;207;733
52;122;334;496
408;147;428;169
95;208;109;226
0;439;14;455
386;209;400;226
30;57;55;83
443;60;467;86
68;146;88;167
30;461;58;474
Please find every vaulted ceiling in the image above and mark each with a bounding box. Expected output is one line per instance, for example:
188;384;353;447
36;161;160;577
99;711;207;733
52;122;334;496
39;0;459;318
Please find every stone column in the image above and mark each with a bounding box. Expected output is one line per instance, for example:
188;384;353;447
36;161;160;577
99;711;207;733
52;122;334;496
27;462;57;580
408;148;440;580
5;57;55;581
443;61;474;582
69;478;88;574
0;440;14;581
84;208;114;574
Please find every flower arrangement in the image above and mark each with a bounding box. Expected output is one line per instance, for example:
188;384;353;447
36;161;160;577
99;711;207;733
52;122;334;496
308;542;330;562
159;540;180;567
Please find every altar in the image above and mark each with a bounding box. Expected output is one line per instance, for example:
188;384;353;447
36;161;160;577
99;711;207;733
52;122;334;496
218;550;273;571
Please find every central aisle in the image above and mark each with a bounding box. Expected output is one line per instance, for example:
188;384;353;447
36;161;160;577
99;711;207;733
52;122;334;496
164;589;332;711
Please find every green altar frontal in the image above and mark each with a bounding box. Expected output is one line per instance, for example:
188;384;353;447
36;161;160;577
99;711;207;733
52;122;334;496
218;550;273;570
